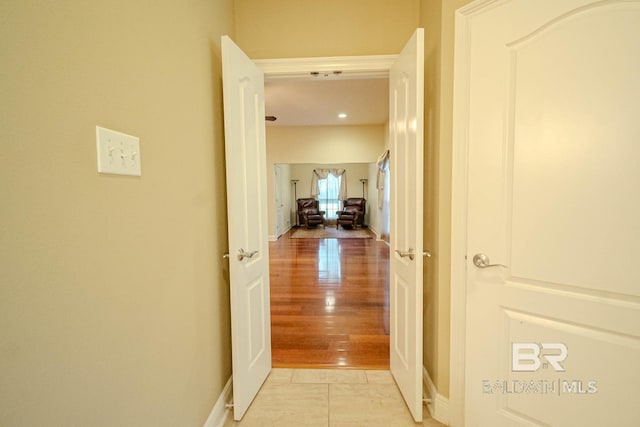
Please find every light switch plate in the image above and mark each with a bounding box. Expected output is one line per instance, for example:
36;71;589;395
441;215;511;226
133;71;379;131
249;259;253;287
96;126;141;176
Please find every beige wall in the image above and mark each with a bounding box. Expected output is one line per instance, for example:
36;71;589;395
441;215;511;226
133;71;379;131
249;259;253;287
235;0;419;58
421;0;445;397
267;125;386;165
419;0;475;399
0;1;234;425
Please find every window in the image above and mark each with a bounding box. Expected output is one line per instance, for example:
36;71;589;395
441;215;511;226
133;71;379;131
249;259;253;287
311;168;346;217
317;174;342;219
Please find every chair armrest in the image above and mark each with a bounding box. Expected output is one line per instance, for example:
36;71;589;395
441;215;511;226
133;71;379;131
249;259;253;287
303;210;324;219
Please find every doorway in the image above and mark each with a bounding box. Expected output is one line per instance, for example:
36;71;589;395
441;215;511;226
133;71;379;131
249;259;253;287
264;72;391;368
260;33;424;421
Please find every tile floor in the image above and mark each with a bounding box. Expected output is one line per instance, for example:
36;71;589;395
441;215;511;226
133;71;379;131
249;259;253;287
223;368;447;427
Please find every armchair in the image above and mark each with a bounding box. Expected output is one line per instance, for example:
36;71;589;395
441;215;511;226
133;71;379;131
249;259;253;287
336;198;366;229
297;198;326;228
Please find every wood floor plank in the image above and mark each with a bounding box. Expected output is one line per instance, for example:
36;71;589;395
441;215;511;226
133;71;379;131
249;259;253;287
269;229;390;369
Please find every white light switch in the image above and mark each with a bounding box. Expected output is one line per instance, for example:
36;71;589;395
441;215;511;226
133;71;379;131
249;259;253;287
96;126;141;176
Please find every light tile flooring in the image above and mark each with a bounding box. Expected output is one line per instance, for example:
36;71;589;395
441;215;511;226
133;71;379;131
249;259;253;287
224;369;447;427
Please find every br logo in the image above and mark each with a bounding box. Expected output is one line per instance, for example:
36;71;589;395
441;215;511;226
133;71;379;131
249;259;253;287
512;343;568;372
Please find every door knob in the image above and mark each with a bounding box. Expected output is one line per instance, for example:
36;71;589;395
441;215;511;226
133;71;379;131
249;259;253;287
472;253;507;269
237;248;259;261
395;248;415;260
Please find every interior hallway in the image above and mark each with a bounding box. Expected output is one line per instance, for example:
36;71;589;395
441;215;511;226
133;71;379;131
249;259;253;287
223;368;446;426
269;230;390;369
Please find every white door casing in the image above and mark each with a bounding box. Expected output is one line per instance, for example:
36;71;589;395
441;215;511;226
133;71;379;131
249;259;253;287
452;1;640;426
221;35;272;421
389;28;425;423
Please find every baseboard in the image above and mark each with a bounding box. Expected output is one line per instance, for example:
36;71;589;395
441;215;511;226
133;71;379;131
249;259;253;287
423;366;450;426
203;376;233;427
270;226;292;241
368;225;381;240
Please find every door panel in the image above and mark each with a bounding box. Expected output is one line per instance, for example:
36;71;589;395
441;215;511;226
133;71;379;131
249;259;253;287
389;28;424;423
221;35;271;421
458;2;640;426
508;7;640;295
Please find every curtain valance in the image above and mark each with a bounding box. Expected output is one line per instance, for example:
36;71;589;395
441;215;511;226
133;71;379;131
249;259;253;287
310;168;347;200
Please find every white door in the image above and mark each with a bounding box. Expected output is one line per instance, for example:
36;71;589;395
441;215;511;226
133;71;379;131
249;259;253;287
389;28;425;423
274;164;284;237
455;1;640;426
221;35;271;421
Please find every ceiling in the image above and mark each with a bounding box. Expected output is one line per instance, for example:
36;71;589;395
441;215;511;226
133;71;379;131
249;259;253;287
264;77;389;126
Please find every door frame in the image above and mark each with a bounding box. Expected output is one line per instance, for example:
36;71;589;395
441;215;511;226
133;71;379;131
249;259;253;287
255;55;397;80
449;1;495;427
255;53;419;366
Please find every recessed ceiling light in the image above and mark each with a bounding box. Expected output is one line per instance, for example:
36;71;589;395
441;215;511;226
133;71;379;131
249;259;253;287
338;113;347;119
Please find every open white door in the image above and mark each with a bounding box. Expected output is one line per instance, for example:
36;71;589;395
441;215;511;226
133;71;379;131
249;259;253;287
454;1;640;425
221;35;271;421
389;28;424;423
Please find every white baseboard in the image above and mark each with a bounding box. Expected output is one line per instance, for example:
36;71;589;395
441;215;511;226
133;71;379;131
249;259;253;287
423;366;450;426
368;225;381;240
270;226;292;242
203;376;233;427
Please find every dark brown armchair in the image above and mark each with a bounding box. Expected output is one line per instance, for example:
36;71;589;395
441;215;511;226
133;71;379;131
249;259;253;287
336;198;366;229
297;198;325;228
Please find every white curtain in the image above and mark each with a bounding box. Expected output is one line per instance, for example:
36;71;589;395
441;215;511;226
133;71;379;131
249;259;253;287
310;169;347;200
376;150;390;208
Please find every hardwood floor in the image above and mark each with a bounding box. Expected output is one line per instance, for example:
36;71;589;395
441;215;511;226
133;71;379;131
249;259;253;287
269;229;390;369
